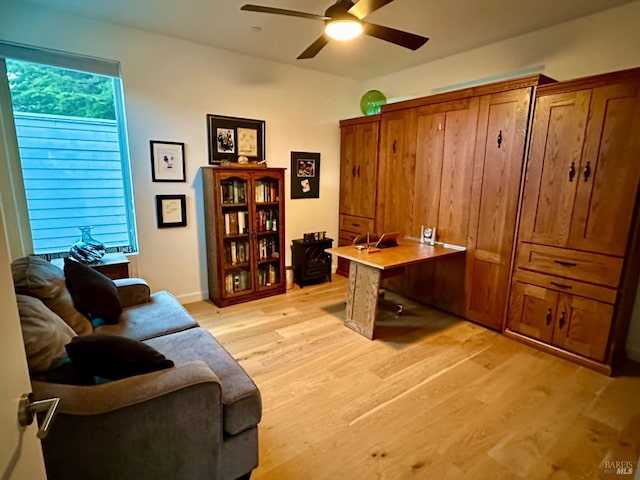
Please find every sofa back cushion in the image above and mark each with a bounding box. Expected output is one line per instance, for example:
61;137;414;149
16;294;76;374
64;258;123;324
12;256;93;335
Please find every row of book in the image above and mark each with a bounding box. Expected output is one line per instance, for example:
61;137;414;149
256;209;278;232
221;180;247;204
224;269;250;294
223;211;249;235
225;240;250;265
257;264;278;287
255;180;278;203
258;237;278;260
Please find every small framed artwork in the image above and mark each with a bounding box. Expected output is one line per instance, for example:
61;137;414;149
150;141;186;182
156;194;187;228
206;114;265;165
291;151;320;199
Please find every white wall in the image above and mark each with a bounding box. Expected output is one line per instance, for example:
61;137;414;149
364;1;640;99
0;2;361;303
363;0;640;361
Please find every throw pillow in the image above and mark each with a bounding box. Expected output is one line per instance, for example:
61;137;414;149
16;294;77;374
64;258;123;324
65;334;174;380
11;256;93;335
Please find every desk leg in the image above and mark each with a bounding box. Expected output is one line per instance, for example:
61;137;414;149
345;263;381;340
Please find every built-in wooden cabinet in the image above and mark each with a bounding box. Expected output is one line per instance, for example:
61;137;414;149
371;76;551;322
336;68;640;372
202;166;286;307
337;115;380;276
506;68;640;373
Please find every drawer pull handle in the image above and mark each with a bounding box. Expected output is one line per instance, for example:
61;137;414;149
357;165;361;177
568;161;576;182
546;308;552;326
558;311;566;329
351;223;360;227
352;166;356;177
550;281;572;289
497;130;502;148
583;161;591;182
554;260;577;267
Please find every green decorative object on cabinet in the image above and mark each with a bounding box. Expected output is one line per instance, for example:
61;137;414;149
360;90;387;115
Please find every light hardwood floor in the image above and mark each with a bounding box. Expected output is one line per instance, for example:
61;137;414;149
184;276;640;479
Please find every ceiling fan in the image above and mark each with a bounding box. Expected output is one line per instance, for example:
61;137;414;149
240;0;429;59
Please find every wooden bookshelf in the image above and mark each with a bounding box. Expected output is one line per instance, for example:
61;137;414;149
202;166;286;307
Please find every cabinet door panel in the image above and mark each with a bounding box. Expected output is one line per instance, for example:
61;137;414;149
377;109;416;235
519;91;591;246
552;295;613;362
411;111;445;237
466;89;531;329
339;125;357;215
569;82;640;255
356;121;379;219
437;100;479;245
508;282;557;344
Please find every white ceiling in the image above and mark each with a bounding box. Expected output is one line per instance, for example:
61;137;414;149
20;0;636;80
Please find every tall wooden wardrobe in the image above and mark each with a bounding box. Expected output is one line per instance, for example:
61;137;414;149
505;68;640;374
338;67;640;373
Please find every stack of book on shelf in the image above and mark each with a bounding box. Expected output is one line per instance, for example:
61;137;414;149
255;180;277;203
226;240;250;265
224;270;250;294
224;211;249;235
258;264;278;287
256;209;277;232
258;238;278;260
221;180;247;204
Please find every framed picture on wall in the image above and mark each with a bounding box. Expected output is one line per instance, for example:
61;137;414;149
150;141;186;182
156;194;187;228
291;151;320;199
206;114;265;165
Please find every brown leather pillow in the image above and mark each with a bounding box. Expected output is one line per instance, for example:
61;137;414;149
64;258;123;324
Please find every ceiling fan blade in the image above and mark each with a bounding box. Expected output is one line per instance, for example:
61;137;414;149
348;0;395;20
297;36;330;59
362;22;428;50
241;4;327;21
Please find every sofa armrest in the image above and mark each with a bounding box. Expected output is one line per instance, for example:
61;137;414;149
114;278;151;308
33;361;223;480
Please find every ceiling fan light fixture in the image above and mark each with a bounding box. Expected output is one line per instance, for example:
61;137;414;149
324;16;363;41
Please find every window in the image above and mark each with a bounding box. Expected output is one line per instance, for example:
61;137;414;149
0;42;137;258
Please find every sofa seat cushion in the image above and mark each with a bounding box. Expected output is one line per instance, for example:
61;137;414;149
94;291;197;341
145;328;261;436
12;256;93;335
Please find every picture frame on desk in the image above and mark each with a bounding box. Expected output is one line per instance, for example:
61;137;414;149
291;151;320;199
156;194;187;228
150;141;186;182
206;114;265;165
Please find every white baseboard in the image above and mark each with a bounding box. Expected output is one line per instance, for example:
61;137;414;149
176;291;207;305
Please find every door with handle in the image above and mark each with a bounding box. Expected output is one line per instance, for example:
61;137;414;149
569;82;640;255
518;90;591;247
0;206;47;479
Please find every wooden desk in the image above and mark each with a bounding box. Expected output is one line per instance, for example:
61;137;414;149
326;239;465;339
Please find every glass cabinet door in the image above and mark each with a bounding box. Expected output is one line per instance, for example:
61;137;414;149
219;174;253;297
252;173;283;290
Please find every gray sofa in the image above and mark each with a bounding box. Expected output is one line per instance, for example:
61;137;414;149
12;255;261;480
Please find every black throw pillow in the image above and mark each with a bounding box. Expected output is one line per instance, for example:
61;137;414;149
65;334;174;380
64;257;123;324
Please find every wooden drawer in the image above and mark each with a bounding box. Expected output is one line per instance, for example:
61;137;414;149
339;214;374;234
516;243;623;288
339;230;359;246
512;269;617;304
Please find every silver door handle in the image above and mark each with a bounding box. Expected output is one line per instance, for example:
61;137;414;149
18;393;60;439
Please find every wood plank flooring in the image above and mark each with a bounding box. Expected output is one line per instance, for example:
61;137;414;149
184;276;640;479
